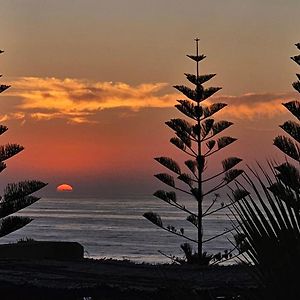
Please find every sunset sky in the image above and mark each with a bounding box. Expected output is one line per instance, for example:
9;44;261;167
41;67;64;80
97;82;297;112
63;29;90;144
0;0;299;197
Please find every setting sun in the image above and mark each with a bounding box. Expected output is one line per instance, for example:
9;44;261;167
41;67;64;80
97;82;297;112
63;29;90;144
56;184;73;192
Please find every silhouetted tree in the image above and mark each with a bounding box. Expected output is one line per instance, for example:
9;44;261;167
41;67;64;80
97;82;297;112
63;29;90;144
273;44;300;163
232;43;300;300
144;39;243;264
0;50;46;238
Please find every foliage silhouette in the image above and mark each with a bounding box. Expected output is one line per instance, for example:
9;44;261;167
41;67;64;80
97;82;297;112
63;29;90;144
144;40;243;265
0;50;47;238
232;43;300;299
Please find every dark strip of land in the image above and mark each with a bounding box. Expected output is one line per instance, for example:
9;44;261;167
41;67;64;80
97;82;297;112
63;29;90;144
0;258;258;299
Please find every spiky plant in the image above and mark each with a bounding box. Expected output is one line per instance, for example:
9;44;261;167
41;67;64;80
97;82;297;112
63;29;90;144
0;50;47;238
232;43;300;299
144;39;243;264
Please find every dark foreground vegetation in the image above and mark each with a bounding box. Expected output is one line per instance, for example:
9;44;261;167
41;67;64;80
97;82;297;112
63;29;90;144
0;257;258;300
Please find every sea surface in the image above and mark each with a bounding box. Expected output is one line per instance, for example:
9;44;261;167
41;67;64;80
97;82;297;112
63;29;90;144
0;196;237;263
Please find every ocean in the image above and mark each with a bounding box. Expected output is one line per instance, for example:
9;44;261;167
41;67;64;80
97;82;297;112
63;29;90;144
0;196;236;263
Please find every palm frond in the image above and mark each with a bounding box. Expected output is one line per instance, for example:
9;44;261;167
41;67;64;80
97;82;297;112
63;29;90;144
232;188;250;201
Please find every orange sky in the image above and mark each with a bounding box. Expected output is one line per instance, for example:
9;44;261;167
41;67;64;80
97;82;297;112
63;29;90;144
0;1;299;196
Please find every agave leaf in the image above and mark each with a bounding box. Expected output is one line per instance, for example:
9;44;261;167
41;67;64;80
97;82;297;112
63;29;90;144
280;120;300;143
154;157;181;174
143;212;163;227
154;173;175;187
283;100;300;121
212;120;233;136
222;157;243;172
274;135;300;162
217;136;237;150
0;144;24;162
